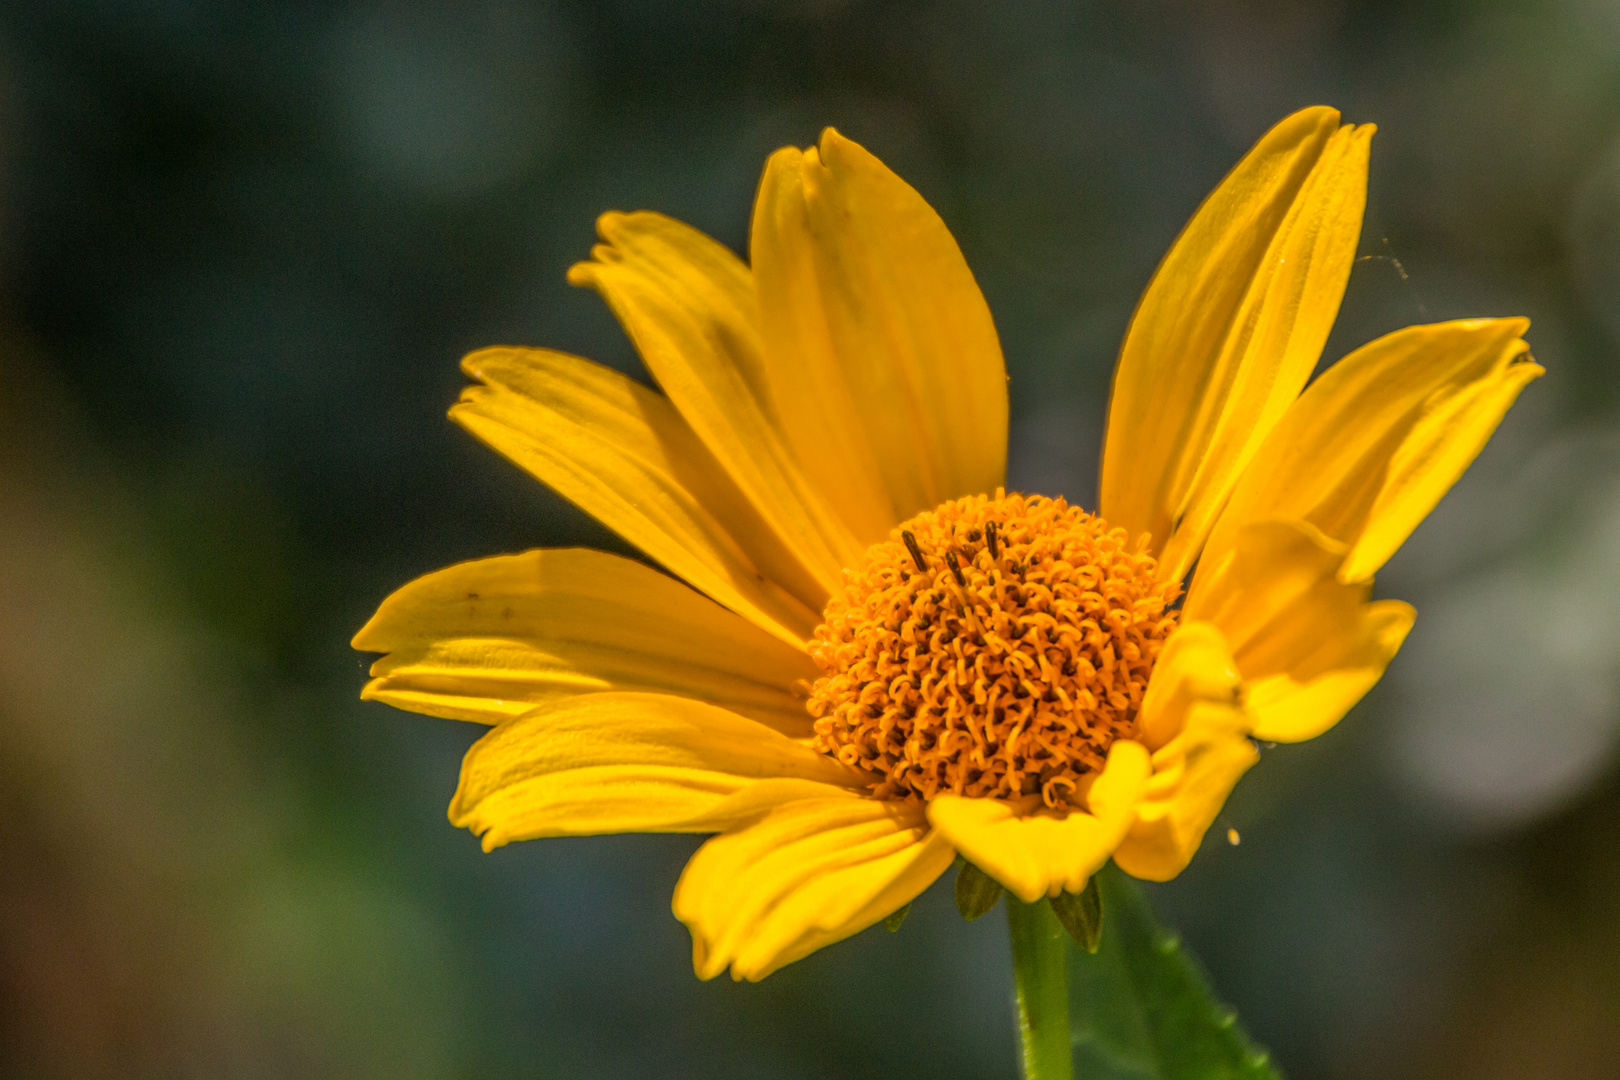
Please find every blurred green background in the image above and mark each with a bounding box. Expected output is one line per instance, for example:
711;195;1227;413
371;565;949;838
2;1;1619;1077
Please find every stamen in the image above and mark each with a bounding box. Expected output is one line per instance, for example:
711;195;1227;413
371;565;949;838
945;550;968;588
986;520;999;560
901;530;928;573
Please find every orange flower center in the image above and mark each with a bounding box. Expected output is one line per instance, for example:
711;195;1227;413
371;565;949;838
806;491;1180;807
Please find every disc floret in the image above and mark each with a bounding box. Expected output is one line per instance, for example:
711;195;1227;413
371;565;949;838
806;491;1180;807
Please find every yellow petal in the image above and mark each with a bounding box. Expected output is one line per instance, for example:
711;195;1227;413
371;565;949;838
449;692;861;850
568;212;863;597
1112;698;1257;882
1343;335;1541;583
451;346;820;647
925;739;1151;902
1116;620;1257;881
1100;106;1372;582
752;129;1008;528
352;548;819;734
749;148;898;544
1135;621;1243;752
674;792;954;981
1244;600;1414;743
1185;519;1414;743
1204;318;1542;584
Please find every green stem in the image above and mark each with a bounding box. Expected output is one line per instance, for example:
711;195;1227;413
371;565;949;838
1006;896;1073;1080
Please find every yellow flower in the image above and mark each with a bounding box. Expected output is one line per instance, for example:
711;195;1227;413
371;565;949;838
354;107;1541;981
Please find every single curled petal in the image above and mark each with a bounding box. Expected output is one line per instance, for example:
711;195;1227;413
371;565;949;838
674;793;954;981
1113;699;1258;881
926;739;1152;902
1135;621;1243;752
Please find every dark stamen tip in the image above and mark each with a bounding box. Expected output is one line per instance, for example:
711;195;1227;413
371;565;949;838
945;550;968;587
986;520;1000;560
901;530;928;573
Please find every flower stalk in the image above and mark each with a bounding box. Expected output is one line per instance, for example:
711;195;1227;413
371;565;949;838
1007;895;1072;1080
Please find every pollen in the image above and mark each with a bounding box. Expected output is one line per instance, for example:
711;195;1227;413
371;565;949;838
806;490;1181;808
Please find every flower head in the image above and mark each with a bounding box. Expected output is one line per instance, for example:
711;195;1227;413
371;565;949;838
354;107;1541;981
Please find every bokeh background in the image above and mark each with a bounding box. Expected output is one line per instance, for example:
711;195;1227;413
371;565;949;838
2;1;1618;1077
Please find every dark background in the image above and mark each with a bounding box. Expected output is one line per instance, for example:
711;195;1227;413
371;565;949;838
2;1;1619;1077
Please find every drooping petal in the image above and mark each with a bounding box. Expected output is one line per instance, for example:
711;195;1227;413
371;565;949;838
568;212;863;597
925;739;1151;902
1112;698;1257;882
449;692;862;850
1115;620;1255;880
1243;601;1414;743
451;347;820;646
1185;519;1414;743
752;129;1008;531
1203;318;1542;584
1100;106;1372;582
674;792;954;981
353;548;819;734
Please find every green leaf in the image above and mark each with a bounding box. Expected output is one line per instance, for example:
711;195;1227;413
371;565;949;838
1049;875;1103;953
1067;864;1280;1080
883;902;911;932
954;860;1004;921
